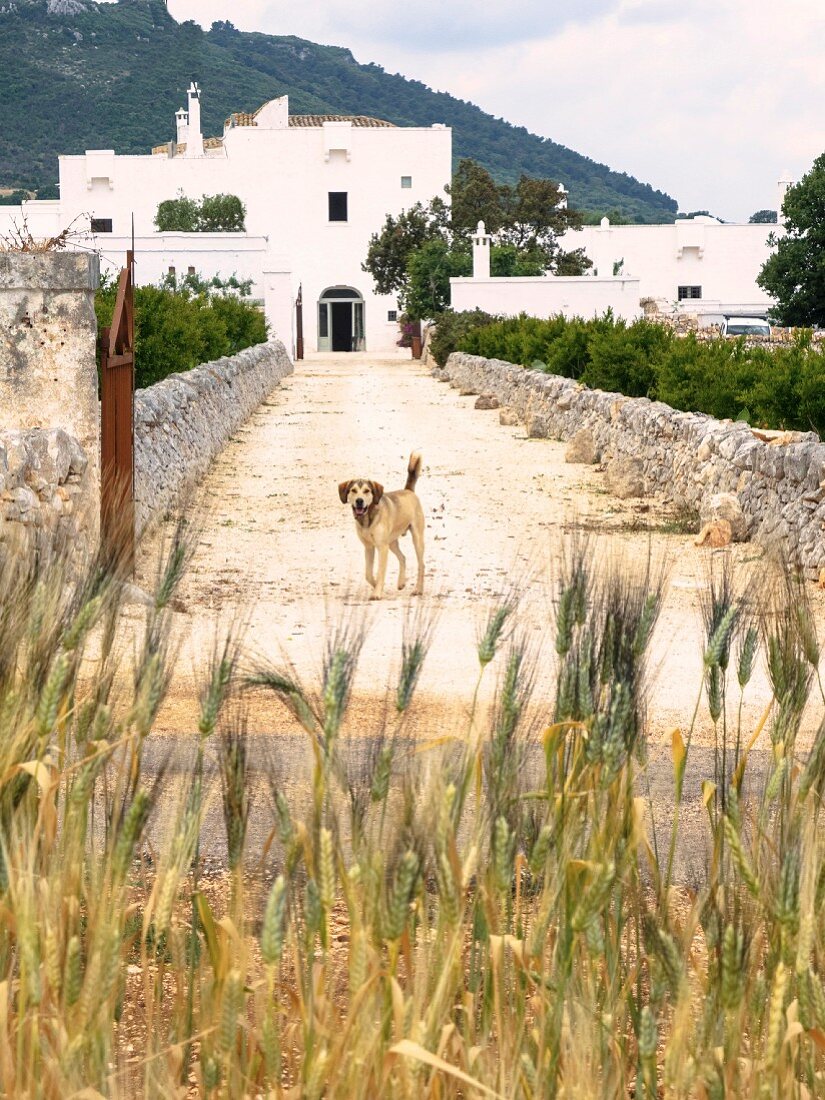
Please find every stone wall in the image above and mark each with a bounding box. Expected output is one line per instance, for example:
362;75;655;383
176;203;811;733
0;427;90;562
0;252;100;559
134;339;293;535
442;352;825;573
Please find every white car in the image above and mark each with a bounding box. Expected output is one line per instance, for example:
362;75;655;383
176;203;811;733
721;316;771;337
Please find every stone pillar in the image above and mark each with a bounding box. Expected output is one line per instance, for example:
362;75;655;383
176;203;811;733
0;251;100;547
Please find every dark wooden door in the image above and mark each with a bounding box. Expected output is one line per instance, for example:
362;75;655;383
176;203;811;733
331;302;353;352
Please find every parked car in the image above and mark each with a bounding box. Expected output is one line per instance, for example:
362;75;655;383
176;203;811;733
721;315;771;337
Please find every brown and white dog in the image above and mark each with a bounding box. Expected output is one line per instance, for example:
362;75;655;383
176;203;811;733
338;452;425;600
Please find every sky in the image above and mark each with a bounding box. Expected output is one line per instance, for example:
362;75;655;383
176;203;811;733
166;0;825;222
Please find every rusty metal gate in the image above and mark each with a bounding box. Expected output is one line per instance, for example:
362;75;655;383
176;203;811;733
99;251;135;569
295;283;304;360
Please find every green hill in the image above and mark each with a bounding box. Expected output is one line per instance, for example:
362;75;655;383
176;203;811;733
0;0;678;222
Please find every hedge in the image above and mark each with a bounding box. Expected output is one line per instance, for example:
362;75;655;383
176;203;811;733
95;275;268;390
444;312;825;435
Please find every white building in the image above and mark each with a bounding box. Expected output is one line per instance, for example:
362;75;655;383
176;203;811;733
557;176;792;323
452;179;790;325
451;221;642;322
0;83;452;354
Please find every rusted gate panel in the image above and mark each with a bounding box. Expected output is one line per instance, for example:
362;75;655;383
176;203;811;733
100;251;135;569
295;284;304;360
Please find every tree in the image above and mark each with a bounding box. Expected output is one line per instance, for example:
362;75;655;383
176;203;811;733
450;159;505;236
404;239;471;321
198;193;246;232
758;153;825;326
363;159;592;316
153;191;246;232
749;209;778;224
362;198;450;296
155;192;200;232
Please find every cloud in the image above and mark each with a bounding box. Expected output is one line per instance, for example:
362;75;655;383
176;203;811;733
169;0;621;51
166;0;825;221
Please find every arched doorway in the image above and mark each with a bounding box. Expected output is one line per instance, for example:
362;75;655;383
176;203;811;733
318;286;365;352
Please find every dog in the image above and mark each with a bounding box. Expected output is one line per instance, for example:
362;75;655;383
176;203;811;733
338;452;425;600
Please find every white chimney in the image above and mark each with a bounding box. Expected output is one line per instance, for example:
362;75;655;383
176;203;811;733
777;172;794;224
185;81;204;158
557;183;569;210
175;107;188;147
473;220;491;280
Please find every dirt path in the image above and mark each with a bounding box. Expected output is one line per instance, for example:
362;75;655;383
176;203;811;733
137;352;825;751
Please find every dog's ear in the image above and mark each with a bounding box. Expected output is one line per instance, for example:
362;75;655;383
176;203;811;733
338;480;353;504
370;481;384;504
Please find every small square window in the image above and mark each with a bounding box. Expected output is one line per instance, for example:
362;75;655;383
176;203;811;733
167;266;176;276
678;285;702;300
328;192;348;222
90;218;113;233
401;176;412;189
187;266;196;276
387;310;398;322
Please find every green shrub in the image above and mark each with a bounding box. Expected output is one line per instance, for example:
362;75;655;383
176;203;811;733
95;274;268;389
428;309;500;368
455;313;825;434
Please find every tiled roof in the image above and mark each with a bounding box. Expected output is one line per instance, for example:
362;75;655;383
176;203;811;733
226;111;256;128
289;115;395;128
151;136;224;155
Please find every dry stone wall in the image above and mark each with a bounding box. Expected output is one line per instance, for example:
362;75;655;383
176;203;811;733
442;352;825;573
0;427;90;562
134;339;293;536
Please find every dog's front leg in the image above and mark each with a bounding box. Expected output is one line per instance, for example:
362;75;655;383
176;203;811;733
370;545;389;600
364;545;376;588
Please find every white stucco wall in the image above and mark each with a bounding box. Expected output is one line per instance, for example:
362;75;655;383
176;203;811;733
95;232;270;287
564;216;781;316
450;276;643;322
0;200;62;242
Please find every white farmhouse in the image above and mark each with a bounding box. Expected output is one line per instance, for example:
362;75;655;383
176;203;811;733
0;84;452;354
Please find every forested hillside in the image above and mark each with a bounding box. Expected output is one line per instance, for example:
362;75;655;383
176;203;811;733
0;0;678;221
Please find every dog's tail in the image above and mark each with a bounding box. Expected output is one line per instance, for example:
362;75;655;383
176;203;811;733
405;451;423;491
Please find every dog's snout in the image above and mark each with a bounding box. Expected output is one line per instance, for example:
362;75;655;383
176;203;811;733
355;497;364;507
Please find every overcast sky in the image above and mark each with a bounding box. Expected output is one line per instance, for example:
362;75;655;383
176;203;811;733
166;0;824;222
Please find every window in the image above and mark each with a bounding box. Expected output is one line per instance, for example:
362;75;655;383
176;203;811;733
319;303;329;339
328;192;348;222
401;176;412;189
387;310;398;322
90;218;113;233
678;285;702;300
167;266;176;276
187;266;196;275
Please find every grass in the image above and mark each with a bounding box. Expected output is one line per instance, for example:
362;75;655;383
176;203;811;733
2;531;825;1096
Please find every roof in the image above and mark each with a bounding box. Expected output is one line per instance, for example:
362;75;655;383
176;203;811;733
224;111;395;129
152;136;224;156
154;103;397;154
288;115;395;128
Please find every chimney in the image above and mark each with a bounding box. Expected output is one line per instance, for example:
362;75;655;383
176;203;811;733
175;107;188;147
777;172;794;224
473;221;491;280
185;82;204;158
557;182;569;210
